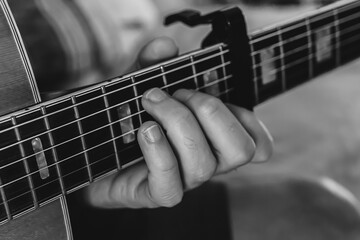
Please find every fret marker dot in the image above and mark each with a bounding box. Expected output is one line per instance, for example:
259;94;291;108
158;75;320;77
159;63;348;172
31;138;50;180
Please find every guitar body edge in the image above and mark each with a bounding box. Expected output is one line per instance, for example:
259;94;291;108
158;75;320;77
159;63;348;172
1;2;72;239
0;198;70;240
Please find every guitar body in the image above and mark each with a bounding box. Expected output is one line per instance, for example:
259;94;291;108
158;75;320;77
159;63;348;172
0;1;71;239
0;200;68;240
0;0;37;116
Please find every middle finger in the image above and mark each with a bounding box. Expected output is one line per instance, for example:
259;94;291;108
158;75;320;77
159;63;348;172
142;88;217;189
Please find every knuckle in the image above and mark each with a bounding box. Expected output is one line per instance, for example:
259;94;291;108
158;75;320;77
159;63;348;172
188;166;216;189
183;136;198;151
171;107;194;126
155;159;178;175
227;121;239;134
232;139;256;166
197;97;222;117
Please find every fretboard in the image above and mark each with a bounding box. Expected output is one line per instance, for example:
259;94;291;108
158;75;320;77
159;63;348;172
0;0;360;223
250;0;360;104
0;44;233;222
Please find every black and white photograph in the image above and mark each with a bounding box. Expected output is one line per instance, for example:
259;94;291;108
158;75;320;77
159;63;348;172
0;0;360;239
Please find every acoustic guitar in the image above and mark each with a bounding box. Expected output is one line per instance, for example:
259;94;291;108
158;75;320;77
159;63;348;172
0;0;359;239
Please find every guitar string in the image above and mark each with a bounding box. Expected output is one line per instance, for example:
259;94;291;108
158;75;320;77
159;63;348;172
0;59;231;156
0;3;360;202
0;77;233;190
0;19;360;176
2;23;359;195
250;9;360;53
0;0;360;213
0;46;229;135
251;19;360;67
0;13;357;151
250;1;360;43
250;0;360;42
0;89;235;208
0;12;360;187
0;71;232;172
0;5;358;136
4;22;356;174
250;13;360;67
1;2;359;135
253;32;360;82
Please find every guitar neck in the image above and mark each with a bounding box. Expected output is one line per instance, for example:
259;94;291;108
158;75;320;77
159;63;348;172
251;0;360;105
0;43;233;222
1;0;360;223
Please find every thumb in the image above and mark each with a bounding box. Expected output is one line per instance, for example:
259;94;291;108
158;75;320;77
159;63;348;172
138;37;178;68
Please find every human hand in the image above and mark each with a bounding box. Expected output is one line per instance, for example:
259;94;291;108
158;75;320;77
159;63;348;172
85;37;273;208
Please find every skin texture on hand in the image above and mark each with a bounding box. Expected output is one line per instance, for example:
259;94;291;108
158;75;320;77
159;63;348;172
85;37;273;209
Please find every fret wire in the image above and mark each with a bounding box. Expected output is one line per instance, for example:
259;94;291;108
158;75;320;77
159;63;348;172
2;3;360;179
0;57;231;156
252;33;360;83
5;18;357;172
219;45;229;102
250;7;360;58
249;42;259;105
253;42;313;68
250;14;360;59
1;2;359;138
41;107;66;195
160;66;168;89
277;27;287;92
254;55;310;82
0;65;232;174
0;177;11;220
251;19;358;62
252;20;358;69
2;3;357;137
253;29;360;81
71;96;93;183
1;0;360;216
250;1;360;44
0;86;235;205
3;12;360;159
15;71;230;172
11;117;38;208
164;64;230;89
251;31;309;56
131;76;142;125
253;35;336;70
250;20;305;43
305;17;314;80
190;56;199;90
0;47;230;136
333;8;341;67
101;87;121;170
0;74;233;184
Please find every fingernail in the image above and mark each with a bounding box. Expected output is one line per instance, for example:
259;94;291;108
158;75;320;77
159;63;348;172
142;125;163;143
145;88;167;103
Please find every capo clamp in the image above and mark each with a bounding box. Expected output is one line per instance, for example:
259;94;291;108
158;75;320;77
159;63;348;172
164;7;255;110
165;10;215;27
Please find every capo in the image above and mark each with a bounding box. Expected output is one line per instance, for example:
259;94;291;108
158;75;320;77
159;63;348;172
165;7;255;110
